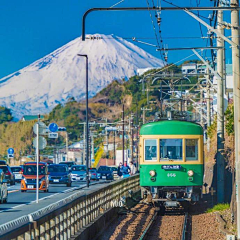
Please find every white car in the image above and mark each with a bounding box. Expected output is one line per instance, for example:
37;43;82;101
71;165;90;182
10;166;23;182
0;169;8;203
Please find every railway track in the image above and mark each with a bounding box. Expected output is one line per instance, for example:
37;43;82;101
98;204;191;240
139;209;190;240
139;211;158;240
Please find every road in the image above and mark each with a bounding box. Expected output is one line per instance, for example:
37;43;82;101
0;180;109;225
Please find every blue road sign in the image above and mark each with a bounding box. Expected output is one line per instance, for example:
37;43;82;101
58;127;66;132
49;123;58;132
7;148;14;155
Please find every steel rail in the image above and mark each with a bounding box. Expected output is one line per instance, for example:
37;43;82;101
82;7;240;40
181;212;189;240
139;211;158;240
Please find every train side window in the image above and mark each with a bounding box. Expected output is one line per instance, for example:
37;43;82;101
144;139;157;161
160;139;183;161
186;139;198;161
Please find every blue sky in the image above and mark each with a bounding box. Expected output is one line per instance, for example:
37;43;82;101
0;0;232;78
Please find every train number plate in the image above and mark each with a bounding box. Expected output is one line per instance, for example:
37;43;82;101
161;165;181;170
167;173;176;177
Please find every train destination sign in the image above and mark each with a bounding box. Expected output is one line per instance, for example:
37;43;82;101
161;165;181;170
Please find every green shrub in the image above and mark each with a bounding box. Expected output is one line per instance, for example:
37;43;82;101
225;104;234;135
206;203;230;213
207;115;217;139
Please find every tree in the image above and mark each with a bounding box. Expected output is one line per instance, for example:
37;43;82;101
0;106;13;124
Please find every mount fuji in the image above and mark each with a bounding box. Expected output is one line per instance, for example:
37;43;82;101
0;34;164;119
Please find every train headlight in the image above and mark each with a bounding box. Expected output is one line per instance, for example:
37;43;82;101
187;170;194;177
149;170;156;177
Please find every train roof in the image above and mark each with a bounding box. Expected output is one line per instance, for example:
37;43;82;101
140;120;203;135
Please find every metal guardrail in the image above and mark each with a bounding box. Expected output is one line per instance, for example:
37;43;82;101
0;175;140;240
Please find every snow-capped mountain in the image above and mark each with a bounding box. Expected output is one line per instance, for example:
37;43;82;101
0;34;164;119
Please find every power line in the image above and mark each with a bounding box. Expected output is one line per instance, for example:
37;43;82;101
151;0;168;65
146;0;165;62
97;36;205;39
196;0;204;38
162;0;210;20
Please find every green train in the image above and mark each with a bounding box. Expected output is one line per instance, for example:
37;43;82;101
139;120;204;207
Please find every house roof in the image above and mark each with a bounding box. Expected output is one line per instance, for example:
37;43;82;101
22;115;44;121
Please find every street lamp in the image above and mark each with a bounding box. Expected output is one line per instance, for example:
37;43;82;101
77;54;89;188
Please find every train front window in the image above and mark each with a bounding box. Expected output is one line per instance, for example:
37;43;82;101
144;139;157;161
160;139;183;161
186;139;198;161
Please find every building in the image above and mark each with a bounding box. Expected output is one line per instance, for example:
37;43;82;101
181;63;207;75
212;64;233;113
181;63;197;74
54;141;84;164
21;115;44;121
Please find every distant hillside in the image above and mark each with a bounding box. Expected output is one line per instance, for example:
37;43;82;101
0;63;188;159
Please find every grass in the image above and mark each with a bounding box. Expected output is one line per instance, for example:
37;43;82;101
206;203;230;213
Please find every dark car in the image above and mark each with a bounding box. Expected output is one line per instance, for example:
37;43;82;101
0;160;8;166
0;166;15;185
11;166;23;182
89;168;100;181
48;164;71;187
109;166;118;180
59;161;75;171
97;166;114;180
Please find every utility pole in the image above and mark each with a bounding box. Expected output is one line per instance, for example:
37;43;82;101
206;65;211;152
216;3;225;203
36;115;39;204
130;114;134;163
83;123;86;165
91;133;94;165
184;100;188;112
105;119;108;153
135;101;139;171
200;90;204;126
65;132;68;162
141;107;152;124
122;104;125;164
113;131;116;165
231;0;240;238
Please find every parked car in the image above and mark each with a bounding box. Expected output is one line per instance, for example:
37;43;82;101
109;166;118;180
21;162;49;192
0;169;8;203
0;160;8;166
71;165;89;182
48;164;71;187
10;166;23;182
97;166;114;180
89;168;100;181
59;161;75;171
0;165;15;185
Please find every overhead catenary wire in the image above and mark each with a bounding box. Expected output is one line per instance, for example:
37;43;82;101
110;0;125;8
96;36;208;39
152;0;168;65
160;0;215;65
145;0;165;62
161;0;210;20
196;0;204;38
